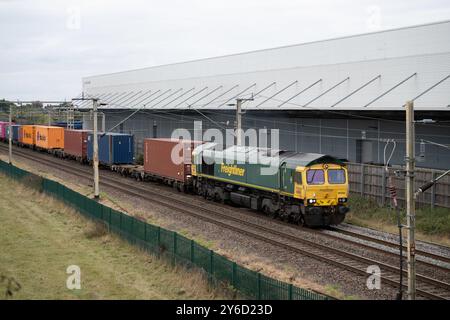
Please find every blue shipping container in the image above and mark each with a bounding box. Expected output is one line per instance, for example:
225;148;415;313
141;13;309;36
87;132;134;165
6;125;21;142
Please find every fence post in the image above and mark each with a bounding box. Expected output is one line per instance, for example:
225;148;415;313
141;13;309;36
120;213;123;235
109;209;112;230
209;250;214;281
173;232;177;265
360;164;365;197
431;171;436;209
257;273;261;300
157;227;161;257
190;240;194;263
144;223;147;242
288;283;293;300
131;217;134;241
232;262;236;288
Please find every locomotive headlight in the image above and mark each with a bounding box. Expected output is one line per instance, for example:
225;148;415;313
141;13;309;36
338;198;347;203
307;199;316;204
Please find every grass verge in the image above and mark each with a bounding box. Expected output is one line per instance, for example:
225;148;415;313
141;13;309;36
347;194;450;246
0;174;234;300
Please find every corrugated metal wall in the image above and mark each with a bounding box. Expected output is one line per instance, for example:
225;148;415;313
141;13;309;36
83;110;450;170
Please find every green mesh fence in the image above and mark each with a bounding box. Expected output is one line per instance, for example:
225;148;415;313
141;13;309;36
0;160;330;300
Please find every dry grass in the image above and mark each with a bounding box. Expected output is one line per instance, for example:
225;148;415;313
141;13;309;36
83;222;109;239
0;174;234;300
347;195;450;247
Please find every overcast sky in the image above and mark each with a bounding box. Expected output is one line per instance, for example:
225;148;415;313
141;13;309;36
1;0;450;101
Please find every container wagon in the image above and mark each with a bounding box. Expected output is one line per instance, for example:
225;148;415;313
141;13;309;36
35;126;64;151
87;132;134;166
21;125;36;147
143;138;202;191
64;129;90;162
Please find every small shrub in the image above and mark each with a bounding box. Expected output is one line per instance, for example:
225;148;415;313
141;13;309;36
84;222;108;239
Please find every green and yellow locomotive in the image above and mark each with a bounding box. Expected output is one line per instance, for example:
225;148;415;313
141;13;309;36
192;144;349;227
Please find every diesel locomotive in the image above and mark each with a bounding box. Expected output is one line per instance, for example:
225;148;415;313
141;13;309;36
191;143;349;227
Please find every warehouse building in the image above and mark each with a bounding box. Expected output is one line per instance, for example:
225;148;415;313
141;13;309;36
79;20;450;169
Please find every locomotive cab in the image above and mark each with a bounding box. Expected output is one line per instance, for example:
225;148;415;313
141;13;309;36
293;162;349;226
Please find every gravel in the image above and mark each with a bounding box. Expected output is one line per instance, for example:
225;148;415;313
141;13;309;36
337;223;450;260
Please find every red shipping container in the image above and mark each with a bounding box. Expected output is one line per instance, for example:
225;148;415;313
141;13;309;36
64;129;90;159
144;138;202;183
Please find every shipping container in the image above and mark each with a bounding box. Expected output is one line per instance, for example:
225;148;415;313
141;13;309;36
0;121;14;140
21;125;36;146
35;126;64;150
8;125;21;142
64;129;90;159
143;138;202;184
5;124;20;142
87;132;134;165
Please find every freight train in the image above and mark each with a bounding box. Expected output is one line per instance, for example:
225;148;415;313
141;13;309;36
0;124;349;227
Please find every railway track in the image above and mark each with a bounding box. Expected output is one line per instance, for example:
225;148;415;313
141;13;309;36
328;226;450;265
1;143;450;299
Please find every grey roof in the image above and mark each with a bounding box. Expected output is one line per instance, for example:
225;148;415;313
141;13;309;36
283;153;345;168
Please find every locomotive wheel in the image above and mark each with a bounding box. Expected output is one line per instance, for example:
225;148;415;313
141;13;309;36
269;209;278;219
296;215;306;226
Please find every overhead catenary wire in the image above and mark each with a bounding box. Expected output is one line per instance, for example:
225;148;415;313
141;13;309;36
78;91;111;105
422;139;450;150
30;96;450;142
